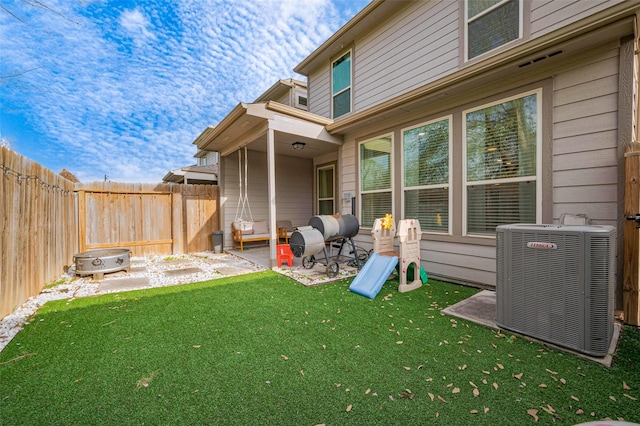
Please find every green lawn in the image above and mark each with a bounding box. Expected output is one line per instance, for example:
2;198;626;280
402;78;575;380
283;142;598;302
1;271;638;425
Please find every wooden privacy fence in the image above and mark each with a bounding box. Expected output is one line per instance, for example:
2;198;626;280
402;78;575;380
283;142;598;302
1;147;77;319
1;147;219;318
76;182;219;257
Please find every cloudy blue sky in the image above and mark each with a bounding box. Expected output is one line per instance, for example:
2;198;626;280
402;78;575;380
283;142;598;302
0;0;369;182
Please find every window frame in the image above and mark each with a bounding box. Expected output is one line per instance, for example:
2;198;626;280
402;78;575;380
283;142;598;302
462;88;543;237
464;0;523;62
331;49;352;119
401;115;453;235
316;163;336;216
358;133;394;228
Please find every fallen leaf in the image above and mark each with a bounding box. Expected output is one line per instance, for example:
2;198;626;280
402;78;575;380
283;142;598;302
609;395;617;401
469;381;477;388
546;368;558;375
396;341;403;344
493;382;498;390
527;409;539;422
497;363;504;370
560;378;567;385
473;388;480;397
438;395;447;403
623;381;631;390
484;406;489;414
192;345;201;348
322;344;326;350
403;366;411;371
281;355;289;361
346;404;352;412
571;396;580;401
623;393;637;401
514;373;523;380
446;383;453;388
389;395;394;401
576;409;584;415
539;384;547;388
482;370;491;375
365;388;371;395
546;404;555;413
470;409;478;414
399;392;415;399
300;370;304;376
428;393;435;401
452;387;460;394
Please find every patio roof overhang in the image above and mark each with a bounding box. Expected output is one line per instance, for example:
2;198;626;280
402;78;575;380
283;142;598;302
193;101;341;158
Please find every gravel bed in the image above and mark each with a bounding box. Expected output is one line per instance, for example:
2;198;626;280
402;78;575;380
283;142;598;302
0;252;264;354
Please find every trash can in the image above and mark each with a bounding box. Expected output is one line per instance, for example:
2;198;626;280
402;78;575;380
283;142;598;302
212;231;224;253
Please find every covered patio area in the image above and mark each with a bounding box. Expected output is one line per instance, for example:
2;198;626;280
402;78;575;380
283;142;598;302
193;101;344;269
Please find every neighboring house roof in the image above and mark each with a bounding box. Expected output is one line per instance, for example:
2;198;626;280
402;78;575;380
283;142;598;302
254;78;306;103
162;164;218;185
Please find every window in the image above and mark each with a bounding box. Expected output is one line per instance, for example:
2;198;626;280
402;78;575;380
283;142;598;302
199;157;207;166
464;90;540;235
466;0;521;60
360;135;392;227
317;164;335;215
332;51;351;118
402;117;451;233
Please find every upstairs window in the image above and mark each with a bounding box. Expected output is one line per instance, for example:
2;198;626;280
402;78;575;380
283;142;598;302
466;0;521;60
403;117;451;233
360;135;392;227
332;51;351;118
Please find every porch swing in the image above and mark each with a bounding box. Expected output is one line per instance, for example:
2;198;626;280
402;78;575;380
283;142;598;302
231;147;271;251
234;146;254;231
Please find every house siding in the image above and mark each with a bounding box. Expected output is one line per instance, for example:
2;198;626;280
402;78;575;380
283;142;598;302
354;0;458;112
221;150;313;248
308;67;331;118
552;47;620;227
530;0;625;37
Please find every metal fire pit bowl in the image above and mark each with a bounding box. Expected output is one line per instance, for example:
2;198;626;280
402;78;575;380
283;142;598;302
74;248;131;280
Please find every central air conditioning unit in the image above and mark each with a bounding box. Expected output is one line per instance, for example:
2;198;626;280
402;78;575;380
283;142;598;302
496;224;616;357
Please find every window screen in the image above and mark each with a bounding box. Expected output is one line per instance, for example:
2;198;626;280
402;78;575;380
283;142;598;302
360;136;392;227
467;0;520;60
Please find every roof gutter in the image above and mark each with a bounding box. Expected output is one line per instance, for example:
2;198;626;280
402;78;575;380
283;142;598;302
327;0;640;133
193;103;248;150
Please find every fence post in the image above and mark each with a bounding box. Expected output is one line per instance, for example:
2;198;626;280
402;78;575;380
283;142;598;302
624;151;640;325
77;189;86;254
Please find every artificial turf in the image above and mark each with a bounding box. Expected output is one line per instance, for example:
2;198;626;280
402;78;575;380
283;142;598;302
0;271;638;425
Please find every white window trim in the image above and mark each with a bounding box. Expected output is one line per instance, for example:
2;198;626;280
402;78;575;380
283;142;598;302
331;49;353;119
461;88;542;237
400;115;453;236
464;0;523;62
359;133;394;228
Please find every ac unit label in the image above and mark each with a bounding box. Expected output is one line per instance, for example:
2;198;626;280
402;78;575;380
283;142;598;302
527;242;557;249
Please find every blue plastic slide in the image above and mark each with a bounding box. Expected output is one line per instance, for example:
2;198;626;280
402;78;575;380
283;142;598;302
349;252;399;299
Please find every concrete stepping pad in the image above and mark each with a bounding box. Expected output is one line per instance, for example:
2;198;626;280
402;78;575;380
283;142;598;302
99;277;150;292
163;267;203;277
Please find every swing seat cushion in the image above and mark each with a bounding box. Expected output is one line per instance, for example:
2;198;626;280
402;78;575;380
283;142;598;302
232;220;270;251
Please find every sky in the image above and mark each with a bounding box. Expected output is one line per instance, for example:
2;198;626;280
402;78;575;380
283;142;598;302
0;0;370;183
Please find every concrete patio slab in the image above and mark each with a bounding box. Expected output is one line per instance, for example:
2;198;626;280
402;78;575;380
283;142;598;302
216;265;256;276
442;290;622;367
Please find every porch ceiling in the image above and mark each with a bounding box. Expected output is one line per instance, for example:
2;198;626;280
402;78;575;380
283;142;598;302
194;101;342;159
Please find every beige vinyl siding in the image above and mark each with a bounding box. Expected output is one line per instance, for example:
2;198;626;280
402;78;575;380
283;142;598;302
221;150;313;248
530;0;624;36
339;140;357;215
308;67;331;118
354;0;459;112
552;47;620;227
421;241;496;286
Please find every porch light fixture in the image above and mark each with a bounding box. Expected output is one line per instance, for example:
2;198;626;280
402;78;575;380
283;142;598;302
292;141;306;150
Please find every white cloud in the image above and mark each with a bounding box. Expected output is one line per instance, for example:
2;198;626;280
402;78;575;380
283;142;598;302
0;0;369;183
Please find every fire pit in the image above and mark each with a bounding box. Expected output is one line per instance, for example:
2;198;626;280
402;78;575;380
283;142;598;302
74;248;131;280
